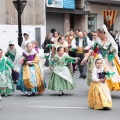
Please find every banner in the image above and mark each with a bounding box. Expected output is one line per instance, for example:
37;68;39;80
102;10;117;28
47;0;75;9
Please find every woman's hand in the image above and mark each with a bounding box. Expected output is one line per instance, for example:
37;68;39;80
75;57;80;60
81;57;87;65
20;58;24;64
13;68;17;72
26;61;32;65
103;69;108;73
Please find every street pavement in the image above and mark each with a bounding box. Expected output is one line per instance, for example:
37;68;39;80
0;59;120;120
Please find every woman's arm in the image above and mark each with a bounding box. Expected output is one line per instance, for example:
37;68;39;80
52;46;55;57
65;56;76;61
81;50;93;65
6;58;14;69
81;42;98;65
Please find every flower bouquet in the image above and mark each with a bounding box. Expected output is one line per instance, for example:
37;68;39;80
20;57;27;66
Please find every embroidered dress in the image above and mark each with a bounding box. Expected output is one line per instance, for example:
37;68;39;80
17;50;45;94
88;39;120;90
48;55;76;91
88;67;112;110
0;57;14;94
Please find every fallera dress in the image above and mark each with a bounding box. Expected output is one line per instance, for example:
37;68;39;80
48;54;76;91
16;50;45;94
87;39;120;90
0;57;15;94
88;67;112;110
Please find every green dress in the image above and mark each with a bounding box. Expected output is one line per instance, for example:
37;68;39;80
87;39;120;91
87;40;112;86
48;55;76;91
0;57;15;94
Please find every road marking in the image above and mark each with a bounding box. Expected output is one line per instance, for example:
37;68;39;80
27;106;87;109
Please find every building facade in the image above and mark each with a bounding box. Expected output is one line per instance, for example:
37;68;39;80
0;0;45;25
85;0;120;32
46;0;89;34
46;0;120;33
0;0;46;51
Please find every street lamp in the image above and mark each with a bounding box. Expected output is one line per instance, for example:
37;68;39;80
13;0;27;46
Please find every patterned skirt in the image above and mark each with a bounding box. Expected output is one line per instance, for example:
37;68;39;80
88;82;112;110
17;66;45;93
0;70;14;94
48;66;76;91
87;56;95;86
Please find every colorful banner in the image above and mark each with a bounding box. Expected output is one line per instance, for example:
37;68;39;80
47;0;75;9
102;10;117;28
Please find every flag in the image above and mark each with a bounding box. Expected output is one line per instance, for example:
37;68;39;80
102;10;117;28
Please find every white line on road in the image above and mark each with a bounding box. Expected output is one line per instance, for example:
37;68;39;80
27;106;88;109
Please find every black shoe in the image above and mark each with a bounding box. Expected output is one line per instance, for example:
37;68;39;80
59;91;63;96
79;75;83;78
83;75;87;79
13;81;17;84
27;93;32;97
32;93;35;96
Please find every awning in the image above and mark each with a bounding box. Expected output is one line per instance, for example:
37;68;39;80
46;7;90;15
85;0;120;7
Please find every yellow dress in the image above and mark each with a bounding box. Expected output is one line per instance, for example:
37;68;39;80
88;67;112;110
88;83;112;110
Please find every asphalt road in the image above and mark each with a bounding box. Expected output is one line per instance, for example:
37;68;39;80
0;59;120;120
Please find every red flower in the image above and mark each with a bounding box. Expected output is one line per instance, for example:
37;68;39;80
94;47;99;53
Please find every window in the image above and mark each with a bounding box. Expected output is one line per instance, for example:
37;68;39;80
88;14;97;32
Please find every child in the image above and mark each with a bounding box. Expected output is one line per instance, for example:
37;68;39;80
48;47;78;96
88;58;112;110
0;49;15;100
16;43;45;96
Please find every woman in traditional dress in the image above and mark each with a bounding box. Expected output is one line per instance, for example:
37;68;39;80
5;41;23;84
0;49;15;100
88;58;112;110
48;47;78;96
66;29;76;74
21;33;31;50
17;43;45;96
81;25;120;91
52;35;68;57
